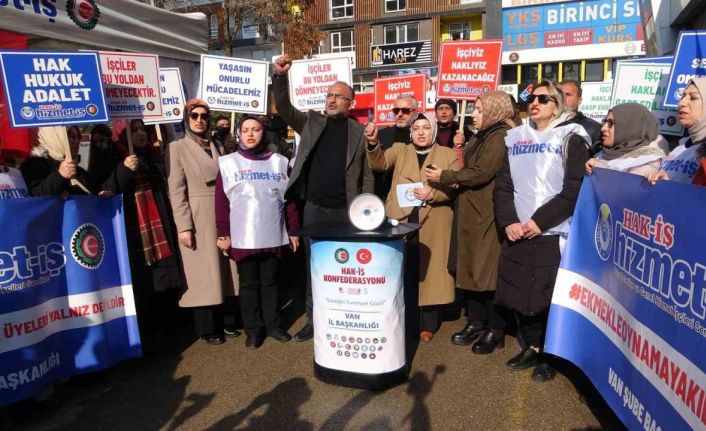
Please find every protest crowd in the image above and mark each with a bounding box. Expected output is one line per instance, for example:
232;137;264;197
2;31;706;429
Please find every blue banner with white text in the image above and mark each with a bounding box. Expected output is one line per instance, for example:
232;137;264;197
545;169;706;430
0;195;140;406
0;51;109;128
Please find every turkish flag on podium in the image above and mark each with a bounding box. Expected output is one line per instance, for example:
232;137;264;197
0;29;30;160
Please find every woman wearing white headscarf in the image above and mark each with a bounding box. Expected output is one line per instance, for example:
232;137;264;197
649;77;706;185
21;125;135;196
585;103;668;178
365;113;460;342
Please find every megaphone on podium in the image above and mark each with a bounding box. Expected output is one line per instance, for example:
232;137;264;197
348;193;386;231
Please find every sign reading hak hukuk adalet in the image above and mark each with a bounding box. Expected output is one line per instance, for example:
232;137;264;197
98;51;163;119
373;74;427;126
437;40;503;101
144;68;186;125
612;58;683;136
0;51;109;128
664;31;706;107
288;57;352;111
198;54;268;115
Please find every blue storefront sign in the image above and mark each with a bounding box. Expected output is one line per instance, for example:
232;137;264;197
503;0;642;51
545;168;706;430
0;51;109;128
664;31;706;107
0;196;141;406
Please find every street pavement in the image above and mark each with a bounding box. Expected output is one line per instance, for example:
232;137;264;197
6;303;625;431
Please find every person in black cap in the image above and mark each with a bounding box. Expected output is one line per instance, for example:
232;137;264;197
435;99;472;148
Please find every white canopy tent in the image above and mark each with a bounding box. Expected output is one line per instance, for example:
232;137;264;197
0;0;208;98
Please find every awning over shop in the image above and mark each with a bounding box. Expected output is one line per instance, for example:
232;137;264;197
0;1;207;62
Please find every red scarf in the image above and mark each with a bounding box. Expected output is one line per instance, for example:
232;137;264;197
132;167;173;265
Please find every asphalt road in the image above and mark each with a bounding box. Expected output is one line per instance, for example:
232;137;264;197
5;302;625;431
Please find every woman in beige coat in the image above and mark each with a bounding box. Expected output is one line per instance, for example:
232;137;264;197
365;113;459;342
168;98;239;345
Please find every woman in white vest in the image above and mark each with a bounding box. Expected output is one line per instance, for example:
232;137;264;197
649;76;706;185
215;115;300;349
494;80;591;382
585;103;668;177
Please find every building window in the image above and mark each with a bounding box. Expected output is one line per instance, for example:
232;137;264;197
209;14;218;38
585;60;604;82
562;62;580;81
385;0;406;12
331;30;354;53
521;63;539;85
384;23;418;44
449;22;471;40
502;65;518;85
542;62;558;82
330;0;353;19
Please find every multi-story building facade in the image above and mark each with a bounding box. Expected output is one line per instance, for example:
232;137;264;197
305;0;486;94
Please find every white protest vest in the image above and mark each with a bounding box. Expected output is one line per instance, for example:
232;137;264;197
0;167;29;199
218;152;289;249
505;123;589;236
659;137;703;184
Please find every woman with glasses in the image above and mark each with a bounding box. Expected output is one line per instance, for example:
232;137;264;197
365;113;460;342
649;77;706;186
168;99;240;345
585;103;668;178
425;91;517;354
494;80;591;382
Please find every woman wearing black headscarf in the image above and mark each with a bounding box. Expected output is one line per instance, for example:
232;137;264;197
214;115;299;348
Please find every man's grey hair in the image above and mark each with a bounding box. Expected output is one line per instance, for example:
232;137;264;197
395;94;418;109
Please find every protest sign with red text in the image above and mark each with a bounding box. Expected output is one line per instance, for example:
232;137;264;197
99;51;162;119
374;74;426;126
437;40;503;101
289;57;352;111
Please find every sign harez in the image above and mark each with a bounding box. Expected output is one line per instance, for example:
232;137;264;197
370;41;432;67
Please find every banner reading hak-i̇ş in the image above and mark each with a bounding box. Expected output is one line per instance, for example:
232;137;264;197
0;51;109;128
545;168;706;431
199;54;268;115
288;57;352;111
144;67;186;125
311;240;405;375
0;196;141;406
98;51;162;119
437;40;503;100
373;74;426;126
